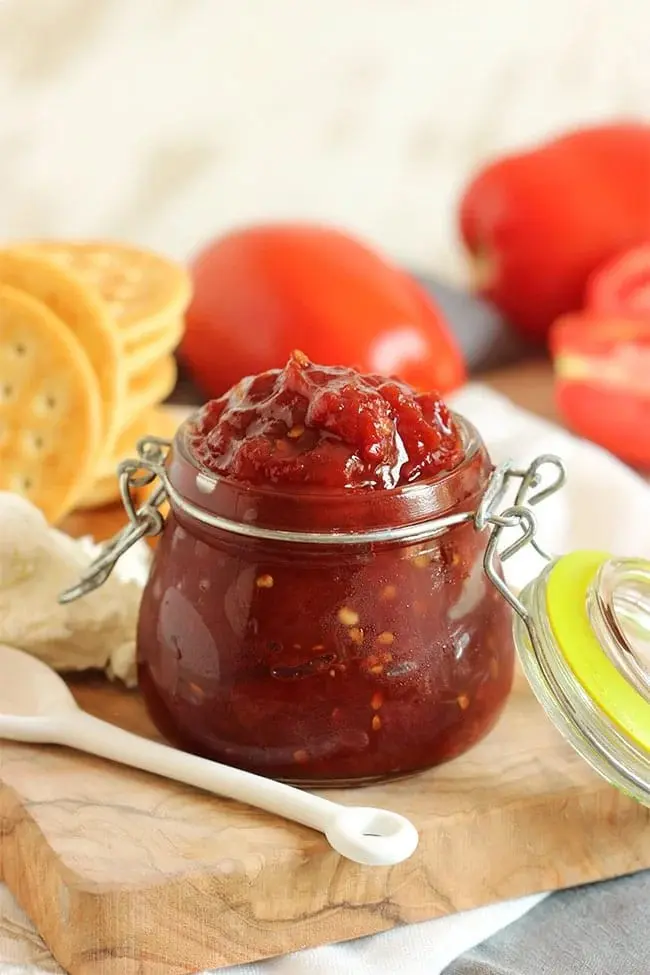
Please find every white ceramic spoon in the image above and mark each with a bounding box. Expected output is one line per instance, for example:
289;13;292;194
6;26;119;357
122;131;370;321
0;644;418;866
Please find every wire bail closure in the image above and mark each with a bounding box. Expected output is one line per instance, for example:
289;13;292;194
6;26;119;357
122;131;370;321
59;435;567;617
59;437;172;604
479;454;566;633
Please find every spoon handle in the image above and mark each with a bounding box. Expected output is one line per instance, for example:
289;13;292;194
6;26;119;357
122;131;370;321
51;711;418;866
55;711;335;827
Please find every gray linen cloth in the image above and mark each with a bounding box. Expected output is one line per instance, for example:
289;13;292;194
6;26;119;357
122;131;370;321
445;871;650;974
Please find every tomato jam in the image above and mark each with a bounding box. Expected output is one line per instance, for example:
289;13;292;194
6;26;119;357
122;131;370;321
137;352;514;785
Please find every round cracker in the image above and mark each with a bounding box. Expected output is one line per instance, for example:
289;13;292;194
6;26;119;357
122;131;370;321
123;315;185;376
79;404;189;510
23;240;192;338
0;248;124;456
123;354;178;422
96;403;186;479
76;472;122;510
0;284;102;523
77;474;172;521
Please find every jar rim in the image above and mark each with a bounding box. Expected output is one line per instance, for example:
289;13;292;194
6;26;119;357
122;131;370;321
174;409;482;504
163;411;491;543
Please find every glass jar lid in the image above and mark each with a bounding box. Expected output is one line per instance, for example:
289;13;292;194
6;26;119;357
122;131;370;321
511;550;650;804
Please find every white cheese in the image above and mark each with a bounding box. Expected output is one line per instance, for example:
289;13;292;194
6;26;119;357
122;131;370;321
0;492;150;686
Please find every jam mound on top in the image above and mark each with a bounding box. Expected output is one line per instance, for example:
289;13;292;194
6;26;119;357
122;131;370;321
187;349;464;489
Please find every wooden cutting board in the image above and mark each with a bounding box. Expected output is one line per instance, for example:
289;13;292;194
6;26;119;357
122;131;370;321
3;359;650;975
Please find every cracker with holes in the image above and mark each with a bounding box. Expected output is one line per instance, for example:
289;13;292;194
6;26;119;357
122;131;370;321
80;404;188;509
22;240;192;340
124;354;178;420
0;248;124;456
95;403;186;479
123;315;185;376
76;472;128;510
78;471;173;520
0;285;102;523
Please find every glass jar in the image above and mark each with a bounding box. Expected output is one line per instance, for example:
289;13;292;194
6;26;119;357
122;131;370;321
61;422;650;806
66;415;515;787
142;415;515;786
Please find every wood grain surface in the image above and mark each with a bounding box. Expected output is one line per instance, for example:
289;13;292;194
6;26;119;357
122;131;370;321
4;359;650;975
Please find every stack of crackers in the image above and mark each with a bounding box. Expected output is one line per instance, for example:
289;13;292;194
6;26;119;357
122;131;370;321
0;241;192;523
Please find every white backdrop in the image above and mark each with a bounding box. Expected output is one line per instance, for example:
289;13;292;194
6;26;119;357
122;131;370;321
1;0;649;281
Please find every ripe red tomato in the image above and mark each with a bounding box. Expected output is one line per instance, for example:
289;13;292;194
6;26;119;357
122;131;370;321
180;224;466;397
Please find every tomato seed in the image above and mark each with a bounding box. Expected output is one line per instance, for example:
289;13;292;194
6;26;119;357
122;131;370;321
338;606;359;626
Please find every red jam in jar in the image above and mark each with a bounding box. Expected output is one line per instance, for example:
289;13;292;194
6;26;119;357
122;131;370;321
137;351;515;786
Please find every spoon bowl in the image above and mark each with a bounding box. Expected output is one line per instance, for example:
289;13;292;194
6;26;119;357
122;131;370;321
0;644;418;866
0;643;78;721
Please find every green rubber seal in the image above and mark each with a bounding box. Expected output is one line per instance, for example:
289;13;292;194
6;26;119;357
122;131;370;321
546;550;650;750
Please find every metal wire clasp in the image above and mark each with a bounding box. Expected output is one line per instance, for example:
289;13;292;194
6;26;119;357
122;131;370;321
478;454;567;625
58;437;171;604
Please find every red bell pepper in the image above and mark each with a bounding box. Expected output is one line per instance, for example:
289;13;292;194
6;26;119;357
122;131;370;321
586;243;650;320
459;123;650;342
550;312;650;468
